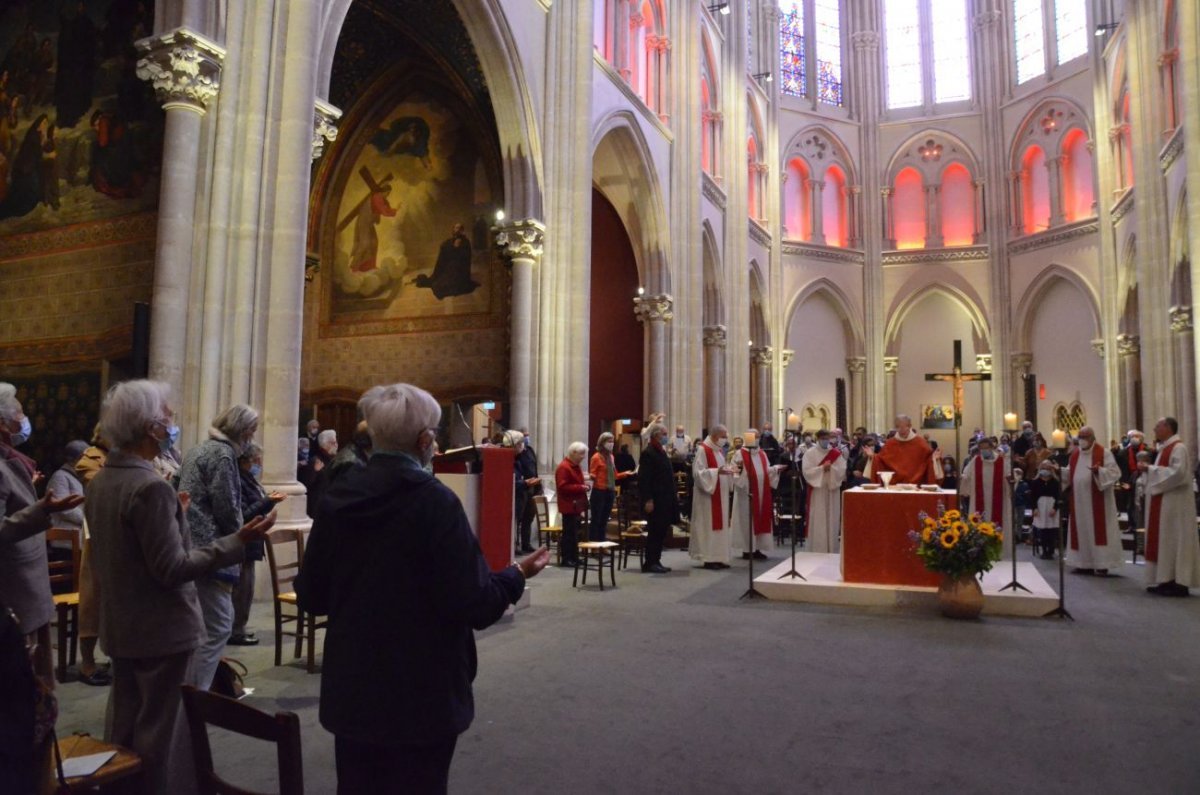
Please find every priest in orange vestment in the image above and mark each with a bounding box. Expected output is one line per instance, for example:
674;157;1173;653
863;415;937;485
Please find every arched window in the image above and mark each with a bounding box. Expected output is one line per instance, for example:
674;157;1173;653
883;0;970;110
701;79;713;174
1014;0;1045;84
814;0;842;106
893;167;926;249
748;137;760;220
940;163;975;246
932;0;970;103
1061;128;1094;221
778;1;844;107
823;165;848;247
780;1;806;98
1021;145;1050;234
1014;1;1089;85
785;158;812;241
1054;0;1087;64
700;31;721;177
884;0;922;109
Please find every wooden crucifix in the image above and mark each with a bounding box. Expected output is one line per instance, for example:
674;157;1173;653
925;340;991;471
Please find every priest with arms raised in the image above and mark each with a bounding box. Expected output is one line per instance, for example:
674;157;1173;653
863;414;936;485
803;429;847;553
690;425;737;570
1140;417;1200;596
958;437;1015;558
731;429;785;560
1065;426;1123;575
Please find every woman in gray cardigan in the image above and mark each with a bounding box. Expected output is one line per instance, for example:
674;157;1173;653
86;380;274;793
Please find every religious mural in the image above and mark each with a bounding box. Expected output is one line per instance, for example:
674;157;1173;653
0;0;160;236
921;405;956;430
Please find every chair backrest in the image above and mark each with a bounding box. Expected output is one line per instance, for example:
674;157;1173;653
532;495;551;529
265;529;305;599
45;528;81;593
181;685;303;795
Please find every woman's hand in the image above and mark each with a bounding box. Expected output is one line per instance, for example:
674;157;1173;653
237;510;277;544
268;491;287;503
40;490;85;514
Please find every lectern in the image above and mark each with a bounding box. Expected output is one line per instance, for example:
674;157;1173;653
433;446;515;572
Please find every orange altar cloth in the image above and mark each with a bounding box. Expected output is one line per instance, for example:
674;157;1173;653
841;487;958;587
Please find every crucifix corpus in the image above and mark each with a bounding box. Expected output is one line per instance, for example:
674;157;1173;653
925;340;991;470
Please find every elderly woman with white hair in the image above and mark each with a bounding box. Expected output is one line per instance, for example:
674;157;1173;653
1;381;86;690
176;402;261;690
84;380;274;793
296;383;549;793
555;441;591;566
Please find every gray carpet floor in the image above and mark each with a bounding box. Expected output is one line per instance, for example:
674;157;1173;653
56;548;1200;794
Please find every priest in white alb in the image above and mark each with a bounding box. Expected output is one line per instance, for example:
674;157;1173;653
1065;426;1123;575
958;437;1015;558
690;424;737;570
731;429;785;560
1140;417;1200;596
802;429;847;553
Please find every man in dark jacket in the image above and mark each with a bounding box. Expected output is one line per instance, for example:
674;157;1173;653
295;383;548;794
638;421;680;574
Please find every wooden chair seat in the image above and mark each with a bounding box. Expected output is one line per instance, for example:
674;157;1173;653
53;592;80;607
57;734;143;790
619;529;647;570
265;530;327;674
574;541;618;590
278;592;298;605
46;528;81;683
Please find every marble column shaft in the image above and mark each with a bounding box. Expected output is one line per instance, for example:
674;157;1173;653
495;220;545;431
703;325;727;431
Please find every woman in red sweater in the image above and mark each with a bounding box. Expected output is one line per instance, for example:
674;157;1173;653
588;432;633;541
555;442;591;567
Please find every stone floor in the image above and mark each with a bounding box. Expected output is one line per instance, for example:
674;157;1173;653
56;547;1200;794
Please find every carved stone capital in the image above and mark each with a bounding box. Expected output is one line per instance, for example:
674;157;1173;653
973;10;1002;30
494;219;546;261
750;345;774;366
135;27;225;113
1011;352;1033;371
781;349;795;368
1090;339;1105;359
702;324;728;348
975;354;993;374
312;99;342;161
883;356;900;374
634;293;674;323
1170;306;1193;334
851;31;880;51
1116;333;1141;356
845;356;866;374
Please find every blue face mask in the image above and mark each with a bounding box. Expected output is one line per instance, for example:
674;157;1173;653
982;450;995;461
9;416;31;446
167;424;180;447
249;464;263;480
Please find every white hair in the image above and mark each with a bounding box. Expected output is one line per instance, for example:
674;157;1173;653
502;429;525;448
566;441;588;457
100;380;171;452
646;421;667;439
317;429;338;448
359;383;442;453
707;424;728;440
0;382;19;422
213;404;259;444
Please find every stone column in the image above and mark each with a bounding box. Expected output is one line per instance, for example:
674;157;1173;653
972;179;985;243
1117;333;1142;432
135;28;224;412
655;36;671;124
626;10;643;84
703;325;727;430
883;356;899;422
882;187;895;248
750;346;774;429
616;1;632;80
847;186;862;247
1010;352;1032;427
1009;171;1023;234
635;294;674;415
495;220;546;431
811;179;825;244
846;356;866;430
975;354;993;431
925;183;943;247
1170;307;1196;449
1047;156;1066;228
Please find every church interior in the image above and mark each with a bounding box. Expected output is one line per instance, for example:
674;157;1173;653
4;0;1200;791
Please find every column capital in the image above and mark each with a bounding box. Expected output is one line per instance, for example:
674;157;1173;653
629;11;644;27
494;219;546;260
750;345;774;366
634;293;674;323
702;324;728;348
1170;306;1193;333
1090;339;1105;359
1116;333;1141;356
135;27;225;113
761;2;784;23
845;356;866;373
1011;352;1033;371
883;356;899;374
851;31;880;51
975;354;993;374
972;10;1002;30
781;349;795;368
312;99;342;161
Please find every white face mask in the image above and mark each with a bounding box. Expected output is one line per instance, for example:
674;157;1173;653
818;439;830;449
603;442;614;451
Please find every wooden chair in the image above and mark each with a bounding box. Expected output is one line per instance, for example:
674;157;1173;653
56;733;143;792
532;495;562;557
574;541;619;590
181;685;303;795
265;529;327;674
46;528;80;683
619;525;648;570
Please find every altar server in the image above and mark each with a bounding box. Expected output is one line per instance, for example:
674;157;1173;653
1140;417;1200;596
690;425;737;570
731;429;783;559
958;437;1014;558
1065;426;1123;575
802;429;847;553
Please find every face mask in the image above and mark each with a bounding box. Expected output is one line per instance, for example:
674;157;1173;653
1038;470;1052;479
9;415;31;446
658;435;669;446
1079;439;1093;450
249;463;263;479
298;451;309;465
818;439;830;449
167;424;180;447
524;435;531;446
676;433;684;438
982;450;995;461
604;442;614;451
1023;430;1033;438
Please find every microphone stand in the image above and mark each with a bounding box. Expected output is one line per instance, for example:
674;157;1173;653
999;473;1030;593
1044;453;1073;620
739;452;766;600
777;458;806;581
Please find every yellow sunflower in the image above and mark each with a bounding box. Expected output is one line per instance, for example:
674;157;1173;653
921;527;934;543
923;517;938;531
978;522;996;537
938;517;952;528
939;529;960;548
944;510;962;521
970;512;983;523
951;520;968;535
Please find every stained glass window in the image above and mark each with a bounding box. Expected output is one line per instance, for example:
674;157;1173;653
747;2;755;73
1014;0;1046;83
1054;0;1087;64
814;0;842;105
885;0;922;109
932;0;971;103
779;2;806;98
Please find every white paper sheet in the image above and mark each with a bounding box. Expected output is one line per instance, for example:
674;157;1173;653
62;750;116;778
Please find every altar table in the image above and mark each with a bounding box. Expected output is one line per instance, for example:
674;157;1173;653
841;487;959;587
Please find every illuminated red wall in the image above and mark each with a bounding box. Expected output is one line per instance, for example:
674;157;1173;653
893;167;926;249
941;163;974;247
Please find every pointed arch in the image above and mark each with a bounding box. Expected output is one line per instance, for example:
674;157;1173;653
784;277;865;357
1013;265;1102;351
885;128;981;185
701;221;725;326
748;261;770;347
885;277;991;356
780;124;858;185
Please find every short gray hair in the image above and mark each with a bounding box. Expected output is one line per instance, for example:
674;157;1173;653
359;383;442;453
100;380;171;452
646;421;667;439
317;429;337;448
566;441;588;457
707;424;728;440
0;382;19;422
213;404;259;443
240;442;264;461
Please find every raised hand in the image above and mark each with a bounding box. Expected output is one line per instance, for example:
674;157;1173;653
517;546;551;579
41;489;85;514
237;510;278;544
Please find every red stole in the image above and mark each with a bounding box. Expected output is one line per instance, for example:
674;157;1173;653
1068;445;1108;550
740;448;773;536
1145;442;1179;563
973;454;1005;524
702;443;724;531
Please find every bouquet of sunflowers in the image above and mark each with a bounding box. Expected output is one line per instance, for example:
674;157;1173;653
909;507;1004;578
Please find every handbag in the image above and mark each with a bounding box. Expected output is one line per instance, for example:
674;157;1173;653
211;657;248;700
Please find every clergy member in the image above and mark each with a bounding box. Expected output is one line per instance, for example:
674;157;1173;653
802;429;847;553
731;429;784;560
958;437;1014;558
1065;426;1123;575
863;414;937;485
690;424;737;570
1140;417;1200;596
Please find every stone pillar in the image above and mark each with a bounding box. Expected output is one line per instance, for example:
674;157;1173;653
616;1;632;80
975;354;993;431
883;356;899;422
135;28;224;415
811;179;825;244
882;187;895;248
1010;352;1032;427
846;356;866;430
848;186;862;247
626;10;643;84
655;36;671;124
1171;307;1196;449
1117;333;1142;432
634;294;674;415
703;325;727;430
495;220;546;431
750;345;774;429
972;179;985;243
1009;171;1024;234
925;183;943;247
1047;156;1066;228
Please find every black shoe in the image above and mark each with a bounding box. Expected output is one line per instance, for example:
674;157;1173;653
643;563;669;574
78;668;112;687
753;551;768;560
1095;569;1109;577
741;553;752;560
703;562;724;570
563;559;580;568
228;633;259;646
1070;568;1094;575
